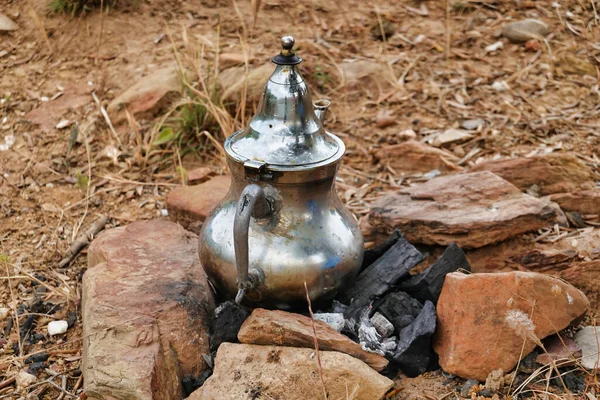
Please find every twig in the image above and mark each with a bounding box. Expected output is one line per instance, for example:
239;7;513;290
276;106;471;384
0;377;15;390
58;215;108;269
304;281;327;400
91;91;122;147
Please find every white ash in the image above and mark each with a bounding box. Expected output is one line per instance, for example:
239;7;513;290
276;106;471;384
313;313;345;332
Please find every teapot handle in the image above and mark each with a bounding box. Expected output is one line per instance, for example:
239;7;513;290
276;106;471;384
233;184;271;304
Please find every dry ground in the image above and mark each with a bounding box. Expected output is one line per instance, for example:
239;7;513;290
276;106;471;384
1;0;600;398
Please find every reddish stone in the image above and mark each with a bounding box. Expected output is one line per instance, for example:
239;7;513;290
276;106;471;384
166;175;230;229
373;140;461;174
561;261;600;317
434;271;589;380
238;308;388;371
550;190;600;215
187;167;216;185
26;83;94;132
469;154;594;196
369;171;557;248
189;343;394;400
83;220;215;399
525;40;542;52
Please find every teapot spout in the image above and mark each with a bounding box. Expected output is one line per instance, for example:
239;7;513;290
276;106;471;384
314;99;331;124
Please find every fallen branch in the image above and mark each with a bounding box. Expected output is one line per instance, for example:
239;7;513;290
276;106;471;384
58;215;108;268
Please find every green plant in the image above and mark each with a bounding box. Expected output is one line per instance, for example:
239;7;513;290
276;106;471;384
49;0;131;15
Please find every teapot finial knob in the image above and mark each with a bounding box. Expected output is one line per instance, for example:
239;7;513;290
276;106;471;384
281;36;295;53
272;35;302;65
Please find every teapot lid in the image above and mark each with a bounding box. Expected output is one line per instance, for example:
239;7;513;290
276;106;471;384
225;36;342;170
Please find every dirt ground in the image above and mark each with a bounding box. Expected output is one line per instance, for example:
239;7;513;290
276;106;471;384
1;0;600;398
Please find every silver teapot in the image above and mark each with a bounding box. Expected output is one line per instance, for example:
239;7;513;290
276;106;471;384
198;36;364;309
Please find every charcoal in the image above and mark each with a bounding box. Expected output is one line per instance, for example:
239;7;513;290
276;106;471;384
331;300;348;314
25;352;49;364
210;301;250;352
361;229;403;270
393;300;437;377
340;234;424;310
182;370;213;396
28;361;47;376
66;311;78;328
377;291;423;331
398;242;470;304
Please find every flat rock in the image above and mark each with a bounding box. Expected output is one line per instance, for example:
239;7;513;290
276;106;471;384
166;175;230;229
469;154;594;196
433;129;473;147
503;19;549;43
536;334;581;366
369;171;557;249
107;65;182;124
574;327;600;370
219;62;274;103
237;308;388;371
434;271;589;380
0;13;18;31
561;261;600;316
26;83;94;132
550;189;600;215
374;140;461;174
189;343;394;400
83;220;215;400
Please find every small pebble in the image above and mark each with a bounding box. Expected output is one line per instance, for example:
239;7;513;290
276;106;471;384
461;119;485;130
485;41;504;53
492;81;510;92
503;19;549;43
16;370;37;390
460;379;479;398
48;320;69;336
525;39;542;52
0;307;9;320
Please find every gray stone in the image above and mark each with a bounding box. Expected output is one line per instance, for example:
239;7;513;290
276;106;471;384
503;19;549;43
574;326;600;370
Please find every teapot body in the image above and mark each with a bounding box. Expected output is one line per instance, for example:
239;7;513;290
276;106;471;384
198;160;364;309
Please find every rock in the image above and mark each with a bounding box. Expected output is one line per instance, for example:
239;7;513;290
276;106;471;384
370;171;557;248
398;242;471;303
16;370;36;390
574;327;600;370
525;39;542;52
166;175;230;229
374;140;461;174
237;308;388;371
485;41;504;53
503;19;549;43
210;301;250;352
47;320;68;336
313;313;345;332
469;154;595;196
484;369;504;391
339;60;397;91
340;233;424;311
461;119;485;130
189;343;394;400
434;271;589;380
218;52;250;68
460;379;479;397
393;300;437;377
26;83;94;132
535;334;581;366
107;66;182;124
561;261;600;316
433;129;473;147
0;13;18;31
219;62;274;103
550;189;600;215
377;291;424;331
187;167;215;185
83;220;215;400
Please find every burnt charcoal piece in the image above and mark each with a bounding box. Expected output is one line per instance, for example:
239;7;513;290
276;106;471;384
20;315;37;341
393;300;437;377
377;291;424;331
340;234;424;309
210;301;250;352
66;311;78;328
398;242;470;303
361;229;403;270
25;352;49;364
182;370;213;396
28;361;47;376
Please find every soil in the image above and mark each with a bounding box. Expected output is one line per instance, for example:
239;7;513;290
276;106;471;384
1;0;600;398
